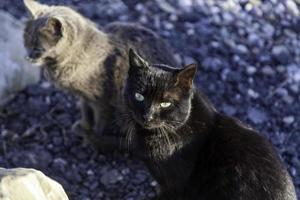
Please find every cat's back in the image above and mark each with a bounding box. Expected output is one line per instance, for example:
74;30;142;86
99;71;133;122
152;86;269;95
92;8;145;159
190;114;296;200
104;22;177;66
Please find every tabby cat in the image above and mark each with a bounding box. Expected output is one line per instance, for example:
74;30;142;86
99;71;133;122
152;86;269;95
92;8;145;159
115;49;297;200
23;0;177;137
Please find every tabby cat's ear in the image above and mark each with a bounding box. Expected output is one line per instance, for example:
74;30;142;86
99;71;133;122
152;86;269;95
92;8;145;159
129;49;149;71
24;0;48;19
175;64;197;89
41;17;63;38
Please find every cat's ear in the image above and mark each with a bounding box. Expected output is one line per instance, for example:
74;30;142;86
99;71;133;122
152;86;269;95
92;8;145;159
129;49;149;71
24;0;48;19
41;17;63;38
174;64;197;89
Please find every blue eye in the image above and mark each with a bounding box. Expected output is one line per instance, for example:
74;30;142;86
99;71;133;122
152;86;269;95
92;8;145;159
135;93;144;101
160;102;171;108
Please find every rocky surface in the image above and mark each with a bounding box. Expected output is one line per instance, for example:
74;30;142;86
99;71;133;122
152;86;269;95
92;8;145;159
0;11;40;107
0;0;299;199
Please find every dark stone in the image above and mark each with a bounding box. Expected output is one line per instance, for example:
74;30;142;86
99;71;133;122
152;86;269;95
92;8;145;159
271;45;292;64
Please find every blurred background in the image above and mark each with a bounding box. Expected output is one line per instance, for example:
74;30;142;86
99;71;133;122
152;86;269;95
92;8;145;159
0;0;299;199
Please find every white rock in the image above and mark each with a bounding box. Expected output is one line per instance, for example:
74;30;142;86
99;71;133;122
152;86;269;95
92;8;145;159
286;0;299;16
245;3;253;11
287;64;300;83
0;168;69;200
178;0;193;10
246;66;257;75
283;116;295;124
293;70;300;82
164;22;174;30
0;11;40;106
154;0;177;13
247;89;259;99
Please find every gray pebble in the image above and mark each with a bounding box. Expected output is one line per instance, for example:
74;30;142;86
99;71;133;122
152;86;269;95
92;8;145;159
247;108;267;124
222;104;237;116
246;66;257;75
262;66;275;76
100;169;123;186
271;45;292;64
283;116;295;124
247;89;259;99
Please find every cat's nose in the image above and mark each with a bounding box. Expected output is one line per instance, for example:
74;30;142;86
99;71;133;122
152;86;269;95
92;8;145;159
143;113;153;122
28;49;41;59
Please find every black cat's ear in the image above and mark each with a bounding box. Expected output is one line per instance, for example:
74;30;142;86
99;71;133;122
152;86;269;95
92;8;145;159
175;64;197;89
41;17;63;37
24;0;48;19
129;49;149;71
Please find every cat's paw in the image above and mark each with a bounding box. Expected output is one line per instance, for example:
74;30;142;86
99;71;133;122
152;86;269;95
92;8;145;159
71;120;93;146
72;120;91;134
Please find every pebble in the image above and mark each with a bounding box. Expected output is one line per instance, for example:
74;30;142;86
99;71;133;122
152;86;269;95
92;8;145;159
169;14;178;22
139;15;148;24
222;11;234;23
283;116;295;124
183;56;196;65
222;104;237;116
164;21;174;30
246;66;257;75
121;168;130;175
293;71;300;82
245;3;253;11
247;89;259;99
40;81;52;89
286;0;299;16
283;95;294;104
132;171;148;185
262;23;275;38
236;44;248;54
271;45;292;64
150;181;158;187
261;66;275;76
202;57;222;72
247;108;267;124
87;169;94;176
187;28;195;35
52;158;67;172
247;33;261;46
100;169;123;186
289;84;299;93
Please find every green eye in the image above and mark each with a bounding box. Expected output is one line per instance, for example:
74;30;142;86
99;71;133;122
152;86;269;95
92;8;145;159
160;102;171;108
135;93;144;101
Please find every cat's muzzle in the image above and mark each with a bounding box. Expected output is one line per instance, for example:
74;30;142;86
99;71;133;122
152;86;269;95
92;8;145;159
25;56;38;63
142;121;162;129
25;49;43;63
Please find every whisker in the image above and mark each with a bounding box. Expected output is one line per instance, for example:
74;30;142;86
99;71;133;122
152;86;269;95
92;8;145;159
159;126;174;154
162;123;179;137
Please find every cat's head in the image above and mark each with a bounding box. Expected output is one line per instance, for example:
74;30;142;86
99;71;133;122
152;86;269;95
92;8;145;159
124;49;197;130
23;0;86;65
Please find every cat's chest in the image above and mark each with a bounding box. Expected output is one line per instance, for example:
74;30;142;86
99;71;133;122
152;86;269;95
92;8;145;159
138;133;183;159
140;137;194;188
44;62;103;100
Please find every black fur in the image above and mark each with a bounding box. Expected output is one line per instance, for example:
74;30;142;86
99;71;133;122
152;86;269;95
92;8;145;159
121;50;297;200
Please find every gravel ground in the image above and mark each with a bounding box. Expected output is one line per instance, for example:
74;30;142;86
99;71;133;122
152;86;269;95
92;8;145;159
0;0;299;199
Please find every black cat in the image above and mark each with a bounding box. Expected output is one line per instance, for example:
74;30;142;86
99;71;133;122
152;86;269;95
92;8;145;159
111;49;296;200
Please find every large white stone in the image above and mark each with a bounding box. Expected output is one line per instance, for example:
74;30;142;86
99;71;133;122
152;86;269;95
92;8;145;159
0;168;69;200
0;11;40;106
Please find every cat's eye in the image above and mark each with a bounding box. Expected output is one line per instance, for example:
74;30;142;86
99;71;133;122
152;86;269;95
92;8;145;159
135;93;144;101
160;102;172;108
